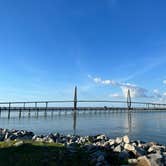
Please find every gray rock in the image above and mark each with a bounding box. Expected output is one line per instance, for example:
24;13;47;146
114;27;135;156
14;141;24;147
134;140;143;147
128;159;137;164
123;135;130;144
90;150;105;158
145;142;157;149
85;144;98;153
19;135;33;140
95;142;102;146
114;144;122;152
103;141;110;148
96;134;107;141
86;136;94;142
54;132;60;139
79;137;86;144
48;133;55;139
163;152;166;156
115;137;122;144
0;134;5;141
148;153;164;166
4;132;11;140
36;137;43;142
2;129;8;134
108;139;115;146
97;155;105;162
137;156;151;166
119;151;129;160
135;146;146;156
148;145;165;153
148;146;155;153
60;137;67;143
70;136;77;142
56;137;61;143
124;143;135;151
47;137;55;143
8;134;17;141
163;152;166;165
32;135;38;140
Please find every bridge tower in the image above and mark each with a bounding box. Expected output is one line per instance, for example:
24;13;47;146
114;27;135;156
74;86;77;110
127;89;131;110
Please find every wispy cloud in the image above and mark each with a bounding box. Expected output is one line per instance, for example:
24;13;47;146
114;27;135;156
89;75;148;98
89;75;166;103
152;88;166;103
124;56;166;82
153;89;162;98
109;93;122;98
163;80;166;85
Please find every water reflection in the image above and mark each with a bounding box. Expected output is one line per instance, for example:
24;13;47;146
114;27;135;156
127;112;132;136
73;110;77;135
0;109;141;137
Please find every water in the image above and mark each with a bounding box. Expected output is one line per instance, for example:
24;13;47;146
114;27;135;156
0;110;166;144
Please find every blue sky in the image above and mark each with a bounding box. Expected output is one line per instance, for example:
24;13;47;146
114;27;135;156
1;0;166;102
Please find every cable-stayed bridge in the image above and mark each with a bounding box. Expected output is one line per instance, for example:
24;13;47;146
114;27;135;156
0;87;166;118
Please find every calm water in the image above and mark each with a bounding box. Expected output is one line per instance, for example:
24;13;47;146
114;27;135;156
0;111;165;144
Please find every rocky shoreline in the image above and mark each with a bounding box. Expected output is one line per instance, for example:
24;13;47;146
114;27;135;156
0;128;166;166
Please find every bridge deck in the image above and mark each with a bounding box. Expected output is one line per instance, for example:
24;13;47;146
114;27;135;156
0;107;166;111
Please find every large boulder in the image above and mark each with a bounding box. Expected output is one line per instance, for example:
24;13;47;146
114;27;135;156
148;153;164;166
114;144;122;153
123;135;130;144
115;137;122;144
108;139;115;146
96;134;108;141
135;146;147;157
119;151;129;160
0;134;5;141
13;141;24;147
137;156;151;166
128;158;138;165
124;143;135;152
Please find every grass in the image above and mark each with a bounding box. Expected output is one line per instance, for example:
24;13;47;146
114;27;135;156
0;141;90;166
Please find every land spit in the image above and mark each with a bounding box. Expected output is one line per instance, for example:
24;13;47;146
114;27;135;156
0;128;166;166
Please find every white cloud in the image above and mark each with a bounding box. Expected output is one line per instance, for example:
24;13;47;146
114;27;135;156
153;89;162;98
91;76;117;85
163;80;166;84
90;76;147;98
109;93;122;98
89;76;166;101
120;85;147;98
93;77;102;83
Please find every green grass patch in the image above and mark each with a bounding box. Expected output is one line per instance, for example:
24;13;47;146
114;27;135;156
0;141;91;166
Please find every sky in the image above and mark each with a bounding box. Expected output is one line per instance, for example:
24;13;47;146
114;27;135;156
1;0;166;102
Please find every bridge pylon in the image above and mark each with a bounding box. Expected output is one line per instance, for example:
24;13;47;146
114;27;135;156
127;89;131;110
74;86;77;110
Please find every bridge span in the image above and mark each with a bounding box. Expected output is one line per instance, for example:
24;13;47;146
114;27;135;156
0;87;166;118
